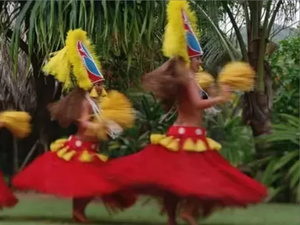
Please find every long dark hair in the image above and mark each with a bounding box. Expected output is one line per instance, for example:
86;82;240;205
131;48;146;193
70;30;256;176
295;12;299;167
142;57;189;110
48;87;86;128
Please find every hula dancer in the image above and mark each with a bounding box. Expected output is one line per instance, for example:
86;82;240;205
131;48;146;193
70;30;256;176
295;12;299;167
12;29;136;223
104;1;267;225
0;110;31;209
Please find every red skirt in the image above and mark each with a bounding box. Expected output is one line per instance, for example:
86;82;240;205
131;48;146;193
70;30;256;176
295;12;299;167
13;135;130;201
0;170;18;209
104;126;267;208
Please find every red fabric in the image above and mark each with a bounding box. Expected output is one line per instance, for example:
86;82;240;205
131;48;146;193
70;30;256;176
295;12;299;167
104;126;267;208
0;170;18;209
12;136;133;203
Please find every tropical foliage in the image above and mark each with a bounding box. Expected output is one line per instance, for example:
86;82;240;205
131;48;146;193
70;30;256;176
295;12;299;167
205;107;255;167
0;0;299;204
269;34;300;119
253;114;299;202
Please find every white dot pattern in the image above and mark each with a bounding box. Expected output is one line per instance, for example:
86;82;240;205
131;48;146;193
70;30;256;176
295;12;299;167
195;129;202;135
75;140;82;147
178;127;186;134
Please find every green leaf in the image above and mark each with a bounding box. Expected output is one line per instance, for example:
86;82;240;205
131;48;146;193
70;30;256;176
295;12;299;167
262;160;276;185
273;150;299;172
289;161;300;188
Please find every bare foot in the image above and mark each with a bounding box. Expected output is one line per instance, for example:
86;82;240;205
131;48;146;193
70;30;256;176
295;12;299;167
72;210;89;223
181;213;198;225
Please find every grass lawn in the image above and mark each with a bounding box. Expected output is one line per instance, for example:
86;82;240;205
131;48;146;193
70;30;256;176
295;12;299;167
0;193;299;225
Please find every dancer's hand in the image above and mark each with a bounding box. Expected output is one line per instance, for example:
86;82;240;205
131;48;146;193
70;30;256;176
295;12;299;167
0;121;3;128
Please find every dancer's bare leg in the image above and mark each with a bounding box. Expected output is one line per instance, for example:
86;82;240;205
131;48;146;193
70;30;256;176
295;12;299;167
72;198;92;223
181;199;198;225
163;194;179;225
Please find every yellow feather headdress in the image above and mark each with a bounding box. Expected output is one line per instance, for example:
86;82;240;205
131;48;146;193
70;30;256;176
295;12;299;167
163;0;203;66
43;29;104;91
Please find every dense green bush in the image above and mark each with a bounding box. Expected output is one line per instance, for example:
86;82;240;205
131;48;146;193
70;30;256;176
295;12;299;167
270;35;299;119
253;114;299;203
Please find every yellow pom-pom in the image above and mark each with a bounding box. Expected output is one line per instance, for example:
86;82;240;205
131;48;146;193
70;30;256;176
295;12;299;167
195;72;215;90
98;90;135;129
87;90;135;141
83;122;109;141
163;0;200;65
218;62;255;92
0;111;31;138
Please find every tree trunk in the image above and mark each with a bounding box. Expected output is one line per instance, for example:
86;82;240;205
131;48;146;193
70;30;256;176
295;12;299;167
31;70;57;153
242;39;272;137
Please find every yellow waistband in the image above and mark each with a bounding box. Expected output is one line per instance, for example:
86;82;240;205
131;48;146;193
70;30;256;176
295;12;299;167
50;138;108;163
150;134;221;152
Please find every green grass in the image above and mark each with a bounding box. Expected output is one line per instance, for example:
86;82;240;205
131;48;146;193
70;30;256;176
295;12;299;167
0;193;299;225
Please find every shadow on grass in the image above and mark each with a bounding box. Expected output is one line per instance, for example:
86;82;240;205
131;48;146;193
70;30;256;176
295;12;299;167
0;215;242;225
1;215;159;225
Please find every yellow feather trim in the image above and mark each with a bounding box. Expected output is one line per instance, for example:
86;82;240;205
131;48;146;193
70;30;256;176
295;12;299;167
218;62;255;92
43;29;103;90
57;147;69;158
183;138;196;151
166;139;180;152
50;138;68;152
159;136;174;147
195;140;207;152
89;87;108;99
42;47;72;90
150;134;166;144
101;88;108;97
96;154;108;162
150;134;221;153
89;87;99;98
79;150;94;162
0;111;31;138
62;150;76;161
195;72;215;90
163;0;200;65
207;138;222;151
66;29;102;90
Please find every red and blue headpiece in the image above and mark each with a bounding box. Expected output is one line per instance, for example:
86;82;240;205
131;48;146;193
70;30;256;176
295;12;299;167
77;41;104;84
182;10;203;58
